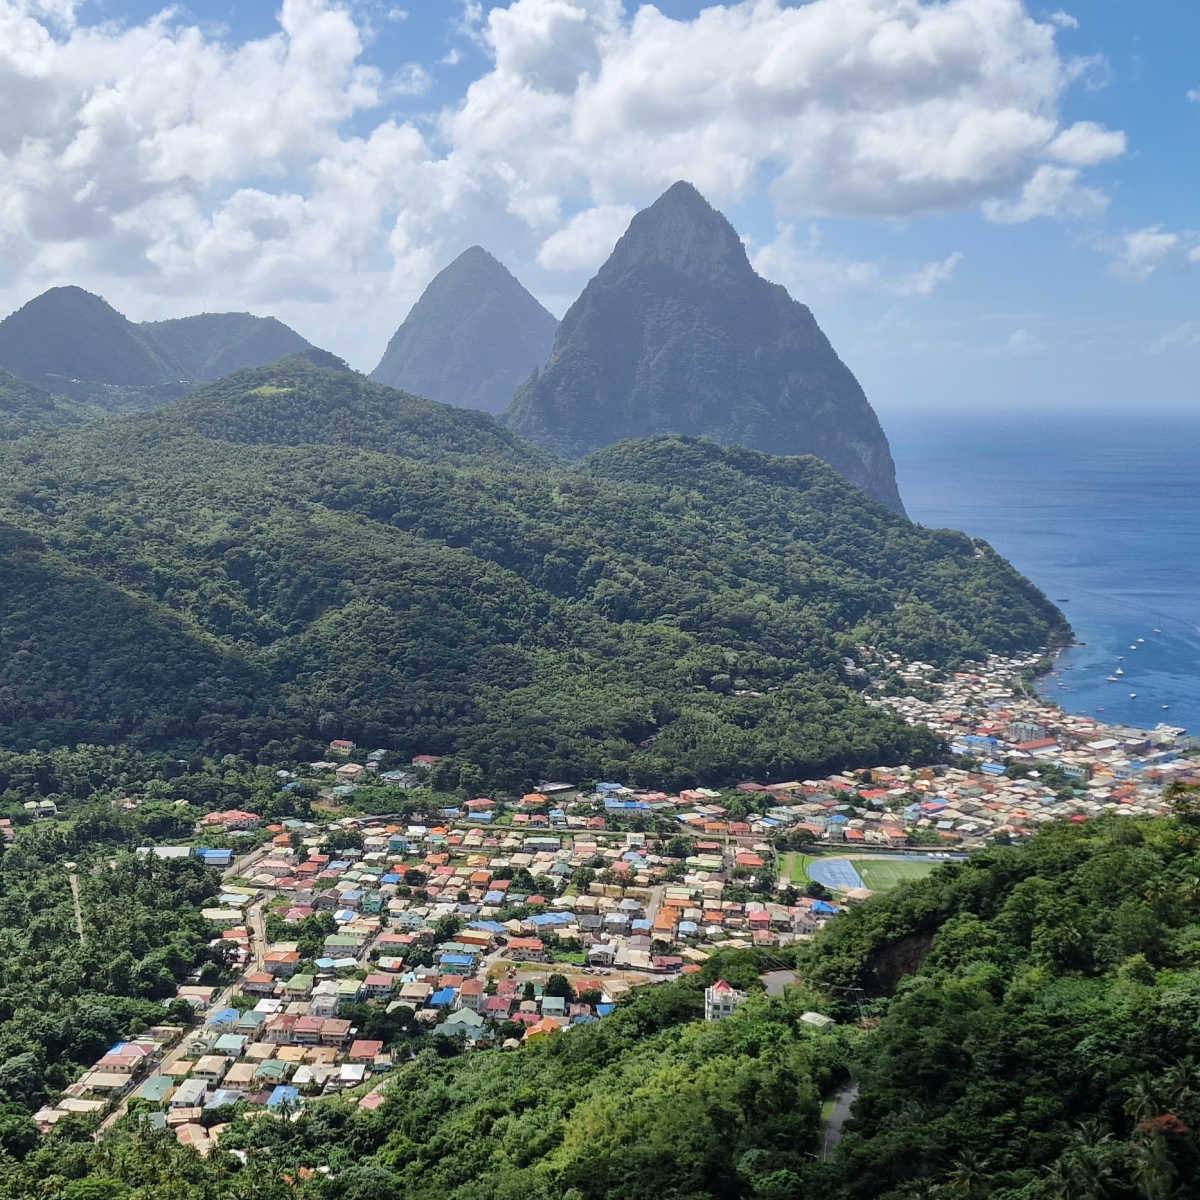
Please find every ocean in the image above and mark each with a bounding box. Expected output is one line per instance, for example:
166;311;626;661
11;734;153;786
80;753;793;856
887;412;1200;736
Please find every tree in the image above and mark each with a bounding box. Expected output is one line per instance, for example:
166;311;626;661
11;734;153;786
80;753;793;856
544;973;574;1002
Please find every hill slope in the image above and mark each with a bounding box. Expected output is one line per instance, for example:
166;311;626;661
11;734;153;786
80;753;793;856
0;360;1064;785
506;182;905;513
4;818;1199;1197
0;287;174;402
138;311;316;381
0;370;88;440
0;287;322;411
370;246;558;414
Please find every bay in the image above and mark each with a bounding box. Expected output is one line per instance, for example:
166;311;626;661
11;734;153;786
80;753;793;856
887;411;1200;734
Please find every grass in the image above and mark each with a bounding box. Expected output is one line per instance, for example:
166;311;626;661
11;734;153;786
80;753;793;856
854;857;938;891
783;852;816;882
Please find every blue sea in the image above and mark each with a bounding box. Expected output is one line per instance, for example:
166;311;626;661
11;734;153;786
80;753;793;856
887;412;1200;735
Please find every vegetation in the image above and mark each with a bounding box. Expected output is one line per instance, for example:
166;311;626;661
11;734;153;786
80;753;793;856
0;286;319;410
0;831;221;1146
3;803;1200;1196
0;371;88;440
0;360;1063;790
803;810;1200;1197
0;968;845;1199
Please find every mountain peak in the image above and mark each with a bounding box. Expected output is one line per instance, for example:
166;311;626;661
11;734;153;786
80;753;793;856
369;247;557;415
506;185;906;514
605;180;751;284
0;287;326;409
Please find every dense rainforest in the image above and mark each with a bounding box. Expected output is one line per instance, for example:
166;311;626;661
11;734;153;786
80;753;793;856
7;813;1200;1197
0;357;1065;790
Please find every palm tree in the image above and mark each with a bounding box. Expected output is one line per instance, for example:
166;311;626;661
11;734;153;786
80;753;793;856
1132;1130;1176;1200
945;1149;989;1193
1125;1074;1162;1123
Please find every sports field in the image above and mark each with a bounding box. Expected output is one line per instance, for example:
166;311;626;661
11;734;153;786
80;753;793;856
783;852;816;882
854;857;938;891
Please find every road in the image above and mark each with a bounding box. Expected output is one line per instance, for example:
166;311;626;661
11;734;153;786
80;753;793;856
761;969;796;995
821;1081;859;1159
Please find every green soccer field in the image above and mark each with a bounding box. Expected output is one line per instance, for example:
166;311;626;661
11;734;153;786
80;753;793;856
854;857;938;891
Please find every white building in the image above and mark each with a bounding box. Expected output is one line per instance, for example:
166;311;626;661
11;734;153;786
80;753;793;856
704;979;745;1021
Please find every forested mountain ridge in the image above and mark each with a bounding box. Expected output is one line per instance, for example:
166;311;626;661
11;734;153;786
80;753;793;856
370;246;558;415
0;358;1064;786
0;371;89;440
0;286;321;411
505;182;906;514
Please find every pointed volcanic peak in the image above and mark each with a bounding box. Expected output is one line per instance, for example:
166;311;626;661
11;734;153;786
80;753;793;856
370;246;558;415
505;182;906;515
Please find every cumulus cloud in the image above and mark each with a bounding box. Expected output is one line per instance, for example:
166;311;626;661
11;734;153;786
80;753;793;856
0;0;1128;365
1047;120;1126;165
536;203;635;271
982;164;1108;223
1109;226;1200;280
445;0;1124;224
753;225;962;299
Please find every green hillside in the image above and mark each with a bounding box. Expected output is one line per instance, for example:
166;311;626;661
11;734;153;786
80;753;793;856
0;371;89;440
5;816;1200;1198
0;359;1065;786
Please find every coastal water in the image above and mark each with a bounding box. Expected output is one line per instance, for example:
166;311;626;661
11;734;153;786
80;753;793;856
888;412;1200;735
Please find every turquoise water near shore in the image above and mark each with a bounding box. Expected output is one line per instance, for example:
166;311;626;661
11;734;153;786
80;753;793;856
888;412;1200;734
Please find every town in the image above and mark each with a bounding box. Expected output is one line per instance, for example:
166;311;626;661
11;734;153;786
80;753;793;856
25;649;1198;1154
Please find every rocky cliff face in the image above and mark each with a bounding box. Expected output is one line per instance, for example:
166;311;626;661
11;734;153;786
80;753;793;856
504;182;905;514
370;246;558;415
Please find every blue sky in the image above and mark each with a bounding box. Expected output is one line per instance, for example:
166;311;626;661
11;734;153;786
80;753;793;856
3;0;1198;417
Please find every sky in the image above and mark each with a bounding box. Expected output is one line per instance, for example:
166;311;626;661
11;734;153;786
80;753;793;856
2;0;1198;417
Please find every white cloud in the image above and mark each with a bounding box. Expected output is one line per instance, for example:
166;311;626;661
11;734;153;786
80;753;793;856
752;224;962;299
1047;120;1125;165
982;164;1107;223
1049;11;1079;30
536;203;634;271
999;329;1046;356
0;0;1130;366
1188;88;1200;104
1109;226;1200;280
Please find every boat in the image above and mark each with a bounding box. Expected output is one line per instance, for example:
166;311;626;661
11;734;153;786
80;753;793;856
1137;637;1145;643
1154;628;1162;634
1130;645;1138;650
1116;668;1124;676
1129;692;1137;698
1106;676;1119;682
1163;705;1170;710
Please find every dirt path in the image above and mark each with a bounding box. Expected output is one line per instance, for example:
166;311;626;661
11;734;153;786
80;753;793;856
68;872;84;942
